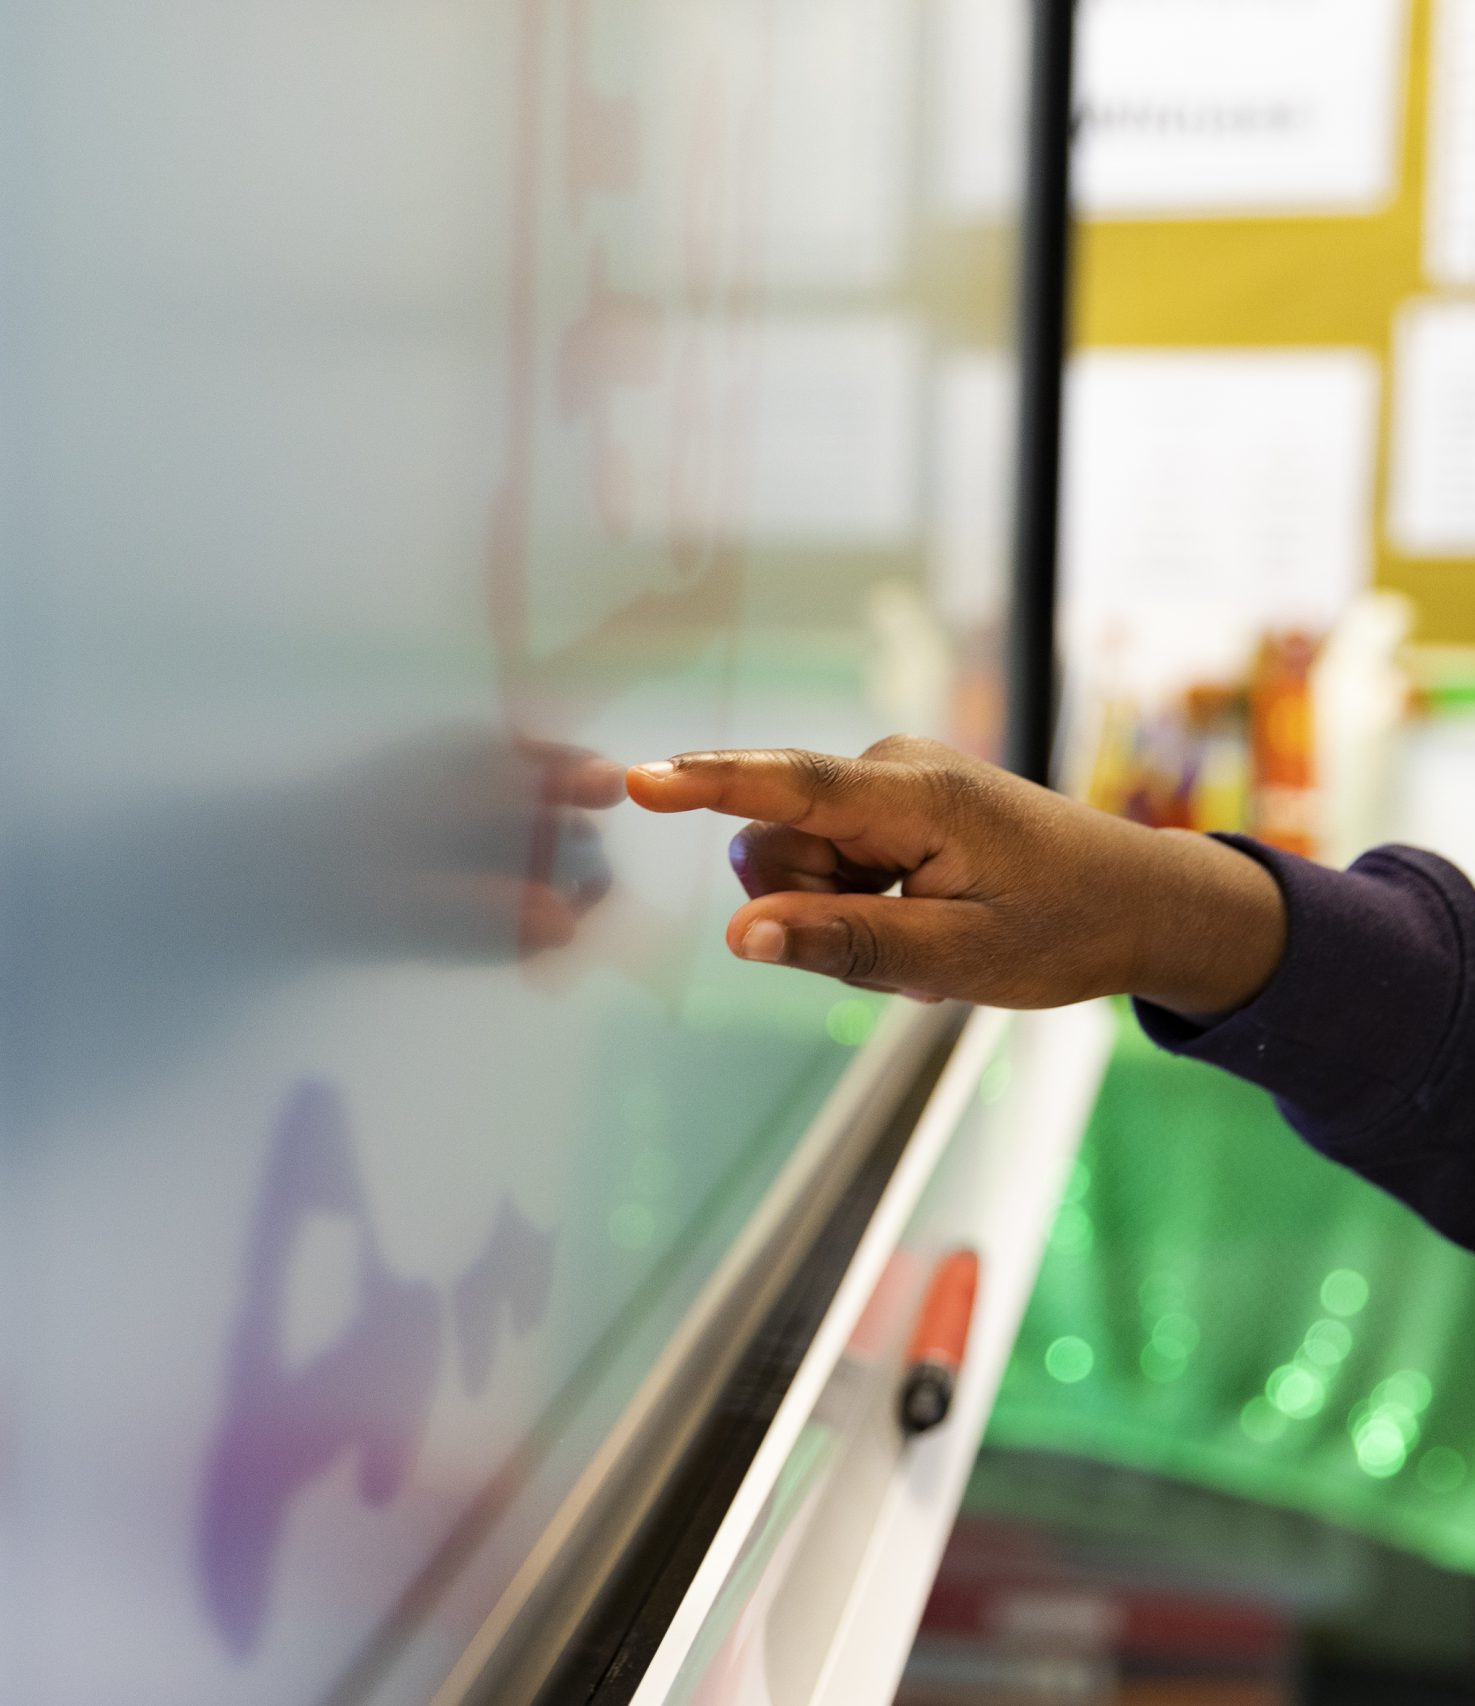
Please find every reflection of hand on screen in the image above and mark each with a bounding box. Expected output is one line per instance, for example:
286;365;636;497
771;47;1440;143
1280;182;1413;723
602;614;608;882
10;731;625;1116
316;729;624;960
48;727;625;968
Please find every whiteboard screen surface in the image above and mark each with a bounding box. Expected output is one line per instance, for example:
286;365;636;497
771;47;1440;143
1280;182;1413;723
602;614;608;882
0;3;1029;1703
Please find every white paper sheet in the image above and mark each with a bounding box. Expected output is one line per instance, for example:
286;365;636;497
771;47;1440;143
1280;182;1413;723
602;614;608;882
1073;0;1409;218
1061;350;1381;679
1427;0;1475;283
1388;299;1475;555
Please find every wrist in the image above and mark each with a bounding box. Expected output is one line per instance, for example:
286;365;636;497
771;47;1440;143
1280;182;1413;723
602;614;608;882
1128;830;1288;1021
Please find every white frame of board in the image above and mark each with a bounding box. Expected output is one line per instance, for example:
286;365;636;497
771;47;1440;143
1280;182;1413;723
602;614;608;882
633;999;1113;1706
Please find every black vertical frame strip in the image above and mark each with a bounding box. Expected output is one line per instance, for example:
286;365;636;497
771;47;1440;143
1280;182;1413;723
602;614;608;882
1006;0;1077;788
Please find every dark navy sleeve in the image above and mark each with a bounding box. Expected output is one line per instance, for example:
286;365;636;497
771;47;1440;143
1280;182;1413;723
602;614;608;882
1134;835;1475;1251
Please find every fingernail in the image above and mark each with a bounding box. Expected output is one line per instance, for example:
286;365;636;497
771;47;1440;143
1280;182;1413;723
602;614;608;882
739;920;786;963
633;760;675;778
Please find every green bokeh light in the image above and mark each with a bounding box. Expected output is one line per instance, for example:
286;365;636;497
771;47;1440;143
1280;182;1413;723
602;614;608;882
1350;1396;1420;1452
826;998;878;1048
1321;1269;1370;1318
1141;1341;1188;1383
1353;1413;1409;1479
1050;1204;1095;1258
1267;1364;1326;1420
1152;1313;1201;1356
1241;1397;1288;1445
1045;1336;1094;1384
1138;1271;1186;1316
608;1202;656;1251
1418;1448;1468;1495
1061;1160;1092;1205
1382;1404;1421;1450
1302;1318;1354;1367
1374;1371;1434;1416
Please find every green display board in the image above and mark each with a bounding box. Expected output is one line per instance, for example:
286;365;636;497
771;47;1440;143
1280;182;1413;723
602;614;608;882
985;1003;1475;1572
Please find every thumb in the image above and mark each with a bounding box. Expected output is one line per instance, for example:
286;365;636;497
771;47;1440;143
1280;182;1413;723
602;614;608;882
726;890;984;1000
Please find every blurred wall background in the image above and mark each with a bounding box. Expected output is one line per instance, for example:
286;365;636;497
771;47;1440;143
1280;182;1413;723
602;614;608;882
1068;0;1475;643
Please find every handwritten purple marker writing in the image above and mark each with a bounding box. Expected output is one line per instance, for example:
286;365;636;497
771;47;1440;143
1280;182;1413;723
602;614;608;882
198;1079;554;1654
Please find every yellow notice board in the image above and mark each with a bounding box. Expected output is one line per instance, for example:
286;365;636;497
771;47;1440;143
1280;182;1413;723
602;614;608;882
1073;0;1475;643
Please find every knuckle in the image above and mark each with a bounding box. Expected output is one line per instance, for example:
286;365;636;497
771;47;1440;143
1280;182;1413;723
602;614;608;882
863;732;950;765
912;760;967;841
861;732;917;761
783;747;849;799
860;735;970;822
836;912;883;983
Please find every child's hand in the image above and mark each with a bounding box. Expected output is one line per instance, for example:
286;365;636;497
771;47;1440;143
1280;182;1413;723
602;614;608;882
626;736;1285;1017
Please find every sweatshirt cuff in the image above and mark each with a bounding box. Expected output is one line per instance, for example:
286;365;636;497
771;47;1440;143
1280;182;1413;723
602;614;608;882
1133;835;1474;1152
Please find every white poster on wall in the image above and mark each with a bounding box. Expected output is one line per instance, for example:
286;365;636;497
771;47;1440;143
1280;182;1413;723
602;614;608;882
1061;349;1381;681
1073;0;1410;218
1427;0;1475;283
1388;299;1475;555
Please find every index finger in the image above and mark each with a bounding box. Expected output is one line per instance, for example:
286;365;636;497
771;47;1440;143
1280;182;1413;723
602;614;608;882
625;747;896;841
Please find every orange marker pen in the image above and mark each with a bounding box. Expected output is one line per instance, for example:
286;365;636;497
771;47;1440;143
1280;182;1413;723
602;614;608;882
898;1249;981;1436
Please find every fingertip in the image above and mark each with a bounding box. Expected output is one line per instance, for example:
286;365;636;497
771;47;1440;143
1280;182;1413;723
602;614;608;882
725;901;771;960
734;918;787;964
623;763;661;809
624;760;682;811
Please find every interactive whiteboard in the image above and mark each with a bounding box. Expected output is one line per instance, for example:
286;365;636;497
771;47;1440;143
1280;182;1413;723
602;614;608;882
0;2;1031;1700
